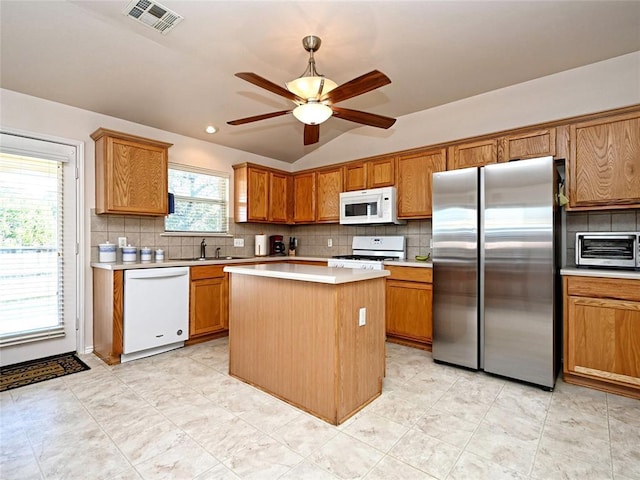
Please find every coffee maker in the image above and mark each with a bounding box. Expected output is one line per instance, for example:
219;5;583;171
269;235;286;256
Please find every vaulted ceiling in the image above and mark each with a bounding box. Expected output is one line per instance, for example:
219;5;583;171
1;1;639;162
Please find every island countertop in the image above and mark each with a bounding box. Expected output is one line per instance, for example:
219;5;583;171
223;263;390;284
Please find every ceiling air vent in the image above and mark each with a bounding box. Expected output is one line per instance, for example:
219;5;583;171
122;0;183;35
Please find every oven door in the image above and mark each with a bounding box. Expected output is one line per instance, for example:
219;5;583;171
339;191;383;224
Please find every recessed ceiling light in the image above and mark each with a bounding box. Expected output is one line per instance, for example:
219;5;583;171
205;126;217;134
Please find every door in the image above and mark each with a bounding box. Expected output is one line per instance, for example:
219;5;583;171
483;156;556;388
0;131;79;366
432;167;480;369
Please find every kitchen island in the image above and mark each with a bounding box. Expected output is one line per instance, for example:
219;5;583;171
223;263;389;425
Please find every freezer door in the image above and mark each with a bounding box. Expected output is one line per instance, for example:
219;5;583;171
432;167;479;369
483;157;556;388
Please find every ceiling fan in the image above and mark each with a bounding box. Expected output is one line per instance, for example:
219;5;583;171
227;35;396;146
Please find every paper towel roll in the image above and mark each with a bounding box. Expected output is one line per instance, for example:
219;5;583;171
255;234;268;256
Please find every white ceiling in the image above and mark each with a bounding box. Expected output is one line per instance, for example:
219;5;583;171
1;1;639;163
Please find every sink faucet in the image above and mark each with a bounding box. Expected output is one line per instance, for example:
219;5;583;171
215;247;221;259
200;238;206;259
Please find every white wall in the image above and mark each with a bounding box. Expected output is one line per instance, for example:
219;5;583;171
1;50;638;354
294;51;640;170
0;89;291;353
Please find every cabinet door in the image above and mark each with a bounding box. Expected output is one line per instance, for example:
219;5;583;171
344;162;367;191
397;149;446;218
568;112;640;208
247;167;269;222
501;129;556;162
103;137;168;215
386;280;433;342
316;167;342;222
190;277;227;336
293;172;316;223
448;139;497;170
367;157;395;188
268;171;289;223
566;296;640;383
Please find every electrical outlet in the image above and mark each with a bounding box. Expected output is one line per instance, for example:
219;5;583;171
358;307;366;326
430;238;433;248
327;238;333;248
118;237;127;248
233;238;244;247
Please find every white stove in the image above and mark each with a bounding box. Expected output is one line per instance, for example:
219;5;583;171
327;236;406;270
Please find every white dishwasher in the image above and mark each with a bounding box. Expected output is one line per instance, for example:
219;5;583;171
122;266;190;363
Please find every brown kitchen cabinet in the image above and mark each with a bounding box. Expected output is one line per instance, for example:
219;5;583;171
563;275;640;399
343;156;395;191
447;139;498;170
268;171;290;223
567;110;640;210
293;171;316;223
500;128;557;162
91;128;171;216
92;268;124;365
396;148;446;218
316;166;343;222
188;265;228;344
233;163;291;223
385;266;433;350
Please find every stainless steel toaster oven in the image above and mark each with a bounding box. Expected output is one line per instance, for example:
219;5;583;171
576;232;640;269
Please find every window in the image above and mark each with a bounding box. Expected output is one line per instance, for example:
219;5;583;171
165;165;229;233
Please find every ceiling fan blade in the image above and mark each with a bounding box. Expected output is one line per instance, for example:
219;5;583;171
304;124;320;145
321;70;391;104
331;107;396;129
227;110;291;125
235;72;304;103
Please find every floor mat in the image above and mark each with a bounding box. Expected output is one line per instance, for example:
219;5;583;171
0;352;90;392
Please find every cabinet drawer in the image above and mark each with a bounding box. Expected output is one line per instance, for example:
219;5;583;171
385;266;432;283
190;265;225;280
566;276;640;302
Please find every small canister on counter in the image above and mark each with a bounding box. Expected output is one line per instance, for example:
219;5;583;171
155;249;164;262
140;247;152;262
122;245;137;263
98;242;117;263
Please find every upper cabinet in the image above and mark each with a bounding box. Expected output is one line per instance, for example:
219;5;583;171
396;148;446;218
343;156;395;191
268;171;290;223
316;166;343;223
568;111;640;210
91;128;171;216
293;171;316;223
500;128;557;162
447;139;498;170
233;163;291;223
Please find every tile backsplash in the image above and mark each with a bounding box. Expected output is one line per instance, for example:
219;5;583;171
91;208;639;265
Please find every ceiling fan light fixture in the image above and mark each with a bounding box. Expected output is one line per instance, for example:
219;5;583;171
286;76;337;100
292;102;333;125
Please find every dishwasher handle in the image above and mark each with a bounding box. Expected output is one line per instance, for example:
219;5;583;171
124;267;189;280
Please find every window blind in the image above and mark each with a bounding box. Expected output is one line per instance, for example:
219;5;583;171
165;165;229;233
0;153;65;346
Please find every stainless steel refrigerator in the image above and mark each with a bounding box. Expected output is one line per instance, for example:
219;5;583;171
432;156;560;389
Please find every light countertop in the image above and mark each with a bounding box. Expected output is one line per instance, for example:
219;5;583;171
223;263;390;284
561;267;640;280
91;256;433;270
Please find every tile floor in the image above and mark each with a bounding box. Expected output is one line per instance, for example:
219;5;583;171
1;338;638;480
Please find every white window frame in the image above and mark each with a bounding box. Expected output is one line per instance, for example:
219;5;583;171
165;164;230;235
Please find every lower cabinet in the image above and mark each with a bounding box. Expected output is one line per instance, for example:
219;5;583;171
188;265;228;344
563;275;640;399
385;266;433;350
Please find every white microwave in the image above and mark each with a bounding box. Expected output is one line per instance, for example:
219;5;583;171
339;187;406;225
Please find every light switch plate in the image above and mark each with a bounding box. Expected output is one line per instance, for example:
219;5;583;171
233;238;244;247
328;238;333;248
359;307;366;326
118;237;127;248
